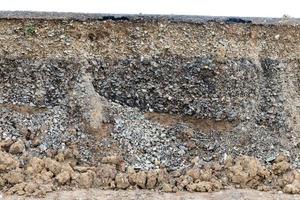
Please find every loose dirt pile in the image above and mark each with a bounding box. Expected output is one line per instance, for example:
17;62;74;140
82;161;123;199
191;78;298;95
0;13;300;197
0;148;300;196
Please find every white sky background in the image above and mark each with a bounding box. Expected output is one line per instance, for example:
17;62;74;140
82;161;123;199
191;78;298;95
1;0;299;18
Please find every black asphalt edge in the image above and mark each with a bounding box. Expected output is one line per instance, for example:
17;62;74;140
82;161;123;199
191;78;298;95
0;11;299;25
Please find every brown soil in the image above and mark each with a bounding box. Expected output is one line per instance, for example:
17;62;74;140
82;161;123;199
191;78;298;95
144;112;238;133
0;104;47;115
0;149;300;197
1;189;300;200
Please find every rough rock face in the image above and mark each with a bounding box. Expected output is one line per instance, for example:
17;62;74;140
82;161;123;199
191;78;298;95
0;14;299;196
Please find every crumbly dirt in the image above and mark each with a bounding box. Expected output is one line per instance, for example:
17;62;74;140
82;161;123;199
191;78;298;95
0;14;300;198
1;150;300;197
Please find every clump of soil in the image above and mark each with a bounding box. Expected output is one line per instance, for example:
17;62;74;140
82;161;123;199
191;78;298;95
0;147;299;196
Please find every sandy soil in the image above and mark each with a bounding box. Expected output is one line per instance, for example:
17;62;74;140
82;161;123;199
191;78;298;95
1;189;300;200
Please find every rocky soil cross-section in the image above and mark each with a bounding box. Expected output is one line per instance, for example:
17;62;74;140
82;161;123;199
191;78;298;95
0;12;299;198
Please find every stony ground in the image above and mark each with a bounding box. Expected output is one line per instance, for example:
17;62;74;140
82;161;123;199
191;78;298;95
0;13;300;198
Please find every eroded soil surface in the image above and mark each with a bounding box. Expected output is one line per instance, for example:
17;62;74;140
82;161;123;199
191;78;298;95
0;13;300;198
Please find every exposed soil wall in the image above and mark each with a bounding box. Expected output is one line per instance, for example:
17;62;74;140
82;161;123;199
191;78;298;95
0;14;299;196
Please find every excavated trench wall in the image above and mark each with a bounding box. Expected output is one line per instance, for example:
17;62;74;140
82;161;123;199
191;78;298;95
1;13;300;196
0;14;300;170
